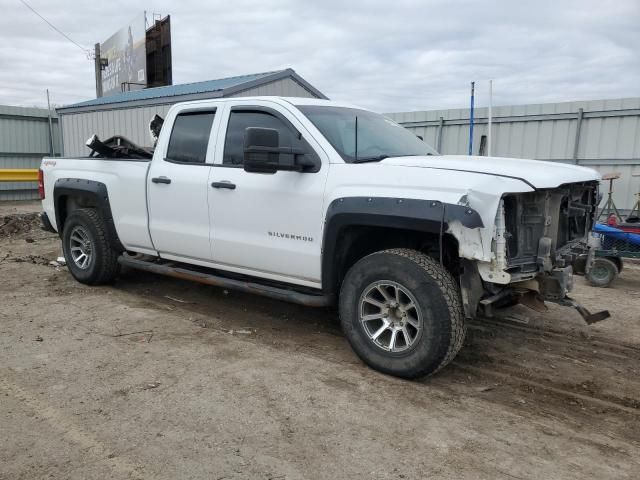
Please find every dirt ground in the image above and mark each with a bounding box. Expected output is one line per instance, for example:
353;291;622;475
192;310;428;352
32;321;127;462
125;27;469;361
1;202;639;480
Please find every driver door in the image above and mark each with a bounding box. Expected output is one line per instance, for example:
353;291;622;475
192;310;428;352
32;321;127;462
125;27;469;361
208;100;329;287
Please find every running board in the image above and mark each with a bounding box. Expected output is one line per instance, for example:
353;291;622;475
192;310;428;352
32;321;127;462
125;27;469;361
117;256;333;307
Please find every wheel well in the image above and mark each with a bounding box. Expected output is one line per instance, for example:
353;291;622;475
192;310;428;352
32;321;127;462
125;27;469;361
605;255;622;273
56;194;100;230
329;225;460;294
53;181;125;252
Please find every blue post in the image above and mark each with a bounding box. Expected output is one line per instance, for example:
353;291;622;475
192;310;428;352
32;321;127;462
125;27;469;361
468;81;475;155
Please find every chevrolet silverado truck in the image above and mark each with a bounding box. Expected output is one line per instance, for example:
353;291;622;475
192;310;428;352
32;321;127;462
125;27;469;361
39;96;609;378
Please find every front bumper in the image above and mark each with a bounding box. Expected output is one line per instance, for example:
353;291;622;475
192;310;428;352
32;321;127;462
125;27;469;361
471;266;610;324
475;261;610;324
477;181;609;323
538;265;610;323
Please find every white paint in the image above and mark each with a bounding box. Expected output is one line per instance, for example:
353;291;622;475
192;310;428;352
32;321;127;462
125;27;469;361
42;96;602;290
379;155;600;189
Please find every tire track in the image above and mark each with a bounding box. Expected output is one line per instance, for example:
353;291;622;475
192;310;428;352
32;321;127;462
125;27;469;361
471;316;640;357
457;318;640;416
0;373;142;478
102;270;640;420
451;363;640;417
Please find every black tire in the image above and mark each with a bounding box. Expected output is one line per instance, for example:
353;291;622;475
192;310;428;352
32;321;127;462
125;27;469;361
62;208;120;285
339;248;465;378
586;257;618;287
606;256;623;273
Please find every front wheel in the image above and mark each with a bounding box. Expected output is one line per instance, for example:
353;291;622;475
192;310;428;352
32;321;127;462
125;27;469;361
339;248;465;378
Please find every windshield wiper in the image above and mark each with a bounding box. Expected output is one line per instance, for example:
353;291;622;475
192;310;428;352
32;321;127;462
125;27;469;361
351;155;390;164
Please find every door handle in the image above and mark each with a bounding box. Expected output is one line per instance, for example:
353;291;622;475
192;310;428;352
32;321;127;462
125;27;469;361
211;181;236;190
151;176;172;184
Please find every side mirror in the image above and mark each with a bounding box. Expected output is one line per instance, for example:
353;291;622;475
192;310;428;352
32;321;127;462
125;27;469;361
243;127;281;173
243;127;320;173
416;135;423;141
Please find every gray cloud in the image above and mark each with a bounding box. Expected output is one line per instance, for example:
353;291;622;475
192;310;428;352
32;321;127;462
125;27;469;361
0;0;638;112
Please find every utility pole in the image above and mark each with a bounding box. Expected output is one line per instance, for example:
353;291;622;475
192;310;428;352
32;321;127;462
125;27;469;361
468;81;475;156
94;43;103;98
46;89;55;157
488;80;493;157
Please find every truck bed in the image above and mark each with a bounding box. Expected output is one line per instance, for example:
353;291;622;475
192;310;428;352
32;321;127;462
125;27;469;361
40;156;154;253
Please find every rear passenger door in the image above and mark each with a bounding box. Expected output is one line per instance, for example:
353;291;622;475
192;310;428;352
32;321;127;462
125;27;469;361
147;106;220;260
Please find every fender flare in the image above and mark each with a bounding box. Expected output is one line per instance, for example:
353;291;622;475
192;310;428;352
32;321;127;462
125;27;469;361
321;197;484;293
53;178;125;252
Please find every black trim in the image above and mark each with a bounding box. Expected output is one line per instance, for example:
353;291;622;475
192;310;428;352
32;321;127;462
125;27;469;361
151;177;172;184
211;181;236;189
40;212;56;233
70;157;150;163
459;259;483;318
321;197;483;293
229;105;301;138
53;178;125;252
163;157;213;167
214;163;243;169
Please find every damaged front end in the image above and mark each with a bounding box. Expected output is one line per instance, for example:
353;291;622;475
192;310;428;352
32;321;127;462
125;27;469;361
461;181;610;324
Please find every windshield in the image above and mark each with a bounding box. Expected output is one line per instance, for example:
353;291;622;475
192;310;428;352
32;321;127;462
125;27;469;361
298;106;439;163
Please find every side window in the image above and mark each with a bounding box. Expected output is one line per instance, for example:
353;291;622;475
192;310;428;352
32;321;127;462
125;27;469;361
166;111;215;164
223;110;293;166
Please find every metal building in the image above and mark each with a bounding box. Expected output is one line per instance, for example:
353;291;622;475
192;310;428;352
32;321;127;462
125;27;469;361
387;98;640;210
57;68;327;157
0;105;60;200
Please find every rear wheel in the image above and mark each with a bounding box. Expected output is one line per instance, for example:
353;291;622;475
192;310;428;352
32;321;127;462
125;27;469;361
339;248;465;378
62;208;120;285
586;257;618;287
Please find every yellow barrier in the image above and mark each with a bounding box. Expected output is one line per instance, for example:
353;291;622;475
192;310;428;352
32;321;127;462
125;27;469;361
0;169;39;182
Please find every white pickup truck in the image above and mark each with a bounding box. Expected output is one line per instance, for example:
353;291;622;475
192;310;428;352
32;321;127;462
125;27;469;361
39;96;609;378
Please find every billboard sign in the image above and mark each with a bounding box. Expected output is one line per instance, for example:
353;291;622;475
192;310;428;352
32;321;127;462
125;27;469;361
145;15;172;89
100;14;147;97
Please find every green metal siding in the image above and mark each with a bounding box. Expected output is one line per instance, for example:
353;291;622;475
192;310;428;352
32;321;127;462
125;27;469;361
387;98;640;210
0;104;60;200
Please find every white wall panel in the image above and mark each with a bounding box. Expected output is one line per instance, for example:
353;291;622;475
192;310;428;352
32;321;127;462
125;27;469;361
60;77;319;157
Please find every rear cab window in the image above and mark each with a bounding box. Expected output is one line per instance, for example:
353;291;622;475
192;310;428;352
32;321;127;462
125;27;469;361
166;111;216;164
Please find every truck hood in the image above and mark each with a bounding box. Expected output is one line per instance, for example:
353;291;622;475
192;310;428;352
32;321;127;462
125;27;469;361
379;155;600;189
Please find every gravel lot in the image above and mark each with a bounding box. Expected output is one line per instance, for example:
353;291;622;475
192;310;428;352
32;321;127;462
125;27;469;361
1;202;639;479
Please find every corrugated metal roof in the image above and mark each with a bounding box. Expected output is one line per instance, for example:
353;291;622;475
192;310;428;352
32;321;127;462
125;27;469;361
61;70;285;110
0;104;57;118
386;97;640;123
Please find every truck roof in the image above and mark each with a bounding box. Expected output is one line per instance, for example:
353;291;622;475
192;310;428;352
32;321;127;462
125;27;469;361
173;96;368;112
280;97;365;110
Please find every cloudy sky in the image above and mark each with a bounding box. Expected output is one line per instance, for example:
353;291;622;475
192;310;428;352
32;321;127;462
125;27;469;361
0;0;638;112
